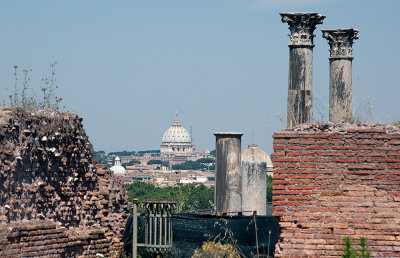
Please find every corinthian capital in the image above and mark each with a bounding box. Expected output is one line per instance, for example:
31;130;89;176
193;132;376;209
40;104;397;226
322;29;359;59
280;13;325;47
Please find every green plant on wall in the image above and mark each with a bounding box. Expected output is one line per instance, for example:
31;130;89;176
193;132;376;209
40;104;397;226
343;236;370;258
5;62;64;111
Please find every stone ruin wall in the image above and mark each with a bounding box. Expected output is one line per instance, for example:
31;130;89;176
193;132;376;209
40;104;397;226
272;123;400;257
0;107;129;257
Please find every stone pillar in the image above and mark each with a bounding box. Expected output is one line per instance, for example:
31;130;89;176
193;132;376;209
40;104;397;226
213;132;243;214
322;29;359;123
241;144;268;216
280;13;325;127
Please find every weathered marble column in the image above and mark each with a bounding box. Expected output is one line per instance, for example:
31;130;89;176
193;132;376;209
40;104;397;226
280;13;325;127
241;144;268;216
322;29;359;123
213;132;243;214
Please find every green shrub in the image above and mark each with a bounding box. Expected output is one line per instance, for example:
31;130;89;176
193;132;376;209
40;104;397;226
343;236;370;258
192;241;239;258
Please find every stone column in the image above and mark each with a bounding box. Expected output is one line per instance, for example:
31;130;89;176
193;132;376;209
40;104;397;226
241;144;268;216
213;132;243;214
280;13;325;127
322;29;359;123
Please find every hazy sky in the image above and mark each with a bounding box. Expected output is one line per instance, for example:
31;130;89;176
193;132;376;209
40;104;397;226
1;0;399;154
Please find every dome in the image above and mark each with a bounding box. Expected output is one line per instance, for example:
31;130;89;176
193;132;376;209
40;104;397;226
110;156;127;175
201;147;210;154
162;114;191;143
242;144;272;167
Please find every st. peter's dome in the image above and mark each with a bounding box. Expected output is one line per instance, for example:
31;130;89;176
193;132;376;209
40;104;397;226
162;114;191;143
160;113;195;158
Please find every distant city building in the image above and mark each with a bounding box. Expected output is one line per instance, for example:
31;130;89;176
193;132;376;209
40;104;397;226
110;156;127;176
160;113;197;164
200;147;211;158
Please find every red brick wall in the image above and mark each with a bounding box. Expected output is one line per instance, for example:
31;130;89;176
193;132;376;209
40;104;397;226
0;221;118;257
0;108;129;257
272;124;400;257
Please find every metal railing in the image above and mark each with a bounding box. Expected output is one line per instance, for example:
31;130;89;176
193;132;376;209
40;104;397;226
132;199;176;258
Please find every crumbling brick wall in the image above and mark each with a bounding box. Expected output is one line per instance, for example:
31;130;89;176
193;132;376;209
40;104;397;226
0;107;129;256
272;123;400;257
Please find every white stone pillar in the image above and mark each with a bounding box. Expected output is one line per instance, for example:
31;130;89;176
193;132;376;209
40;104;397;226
322;29;359;123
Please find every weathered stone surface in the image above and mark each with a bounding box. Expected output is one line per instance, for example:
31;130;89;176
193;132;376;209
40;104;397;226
322;29;359;123
214;132;243;214
280;13;325;128
0;107;129;257
273;123;400;257
241;144;268;216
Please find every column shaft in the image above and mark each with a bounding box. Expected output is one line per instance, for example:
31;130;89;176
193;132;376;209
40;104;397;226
214;132;243;214
288;46;313;126
280;13;325;127
329;59;353;122
322;29;359;123
241;145;268;216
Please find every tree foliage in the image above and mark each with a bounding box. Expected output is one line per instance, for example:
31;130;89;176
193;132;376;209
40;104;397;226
196;158;215;164
125;182;214;213
172;160;208;170
147;159;169;167
108;150;136;156
93;150;107;164
137;150;160;156
122;159;141;168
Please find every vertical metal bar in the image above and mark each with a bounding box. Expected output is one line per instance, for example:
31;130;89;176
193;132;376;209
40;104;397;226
164;215;167;245
169;213;172;245
149;209;152;246
145;212;148;245
132;203;138;258
159;214;162;247
154;211;158;247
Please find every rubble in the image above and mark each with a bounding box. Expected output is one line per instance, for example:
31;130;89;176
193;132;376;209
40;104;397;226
0;107;129;256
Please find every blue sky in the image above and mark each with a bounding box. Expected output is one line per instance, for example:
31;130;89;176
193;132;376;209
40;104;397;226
1;0;399;154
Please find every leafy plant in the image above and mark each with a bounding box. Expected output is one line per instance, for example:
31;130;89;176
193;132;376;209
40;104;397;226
209;219;245;257
343;236;370;258
5;63;64;111
192;241;239;258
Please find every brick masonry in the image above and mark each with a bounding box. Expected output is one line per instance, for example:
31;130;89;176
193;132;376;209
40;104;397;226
0;107;129;257
272;123;400;257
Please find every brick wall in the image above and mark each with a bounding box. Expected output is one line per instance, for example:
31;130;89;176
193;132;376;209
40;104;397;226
0;221;119;257
0;107;129;256
272;123;400;257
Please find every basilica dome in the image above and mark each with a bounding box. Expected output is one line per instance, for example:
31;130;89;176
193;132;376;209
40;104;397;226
160;113;195;159
110;156;127;175
162;115;191;143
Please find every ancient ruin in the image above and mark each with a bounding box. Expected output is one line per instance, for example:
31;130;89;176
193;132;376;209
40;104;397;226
272;124;400;256
280;13;325;127
322;29;359;123
213;132;243;214
0;107;129;256
241;144;270;216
